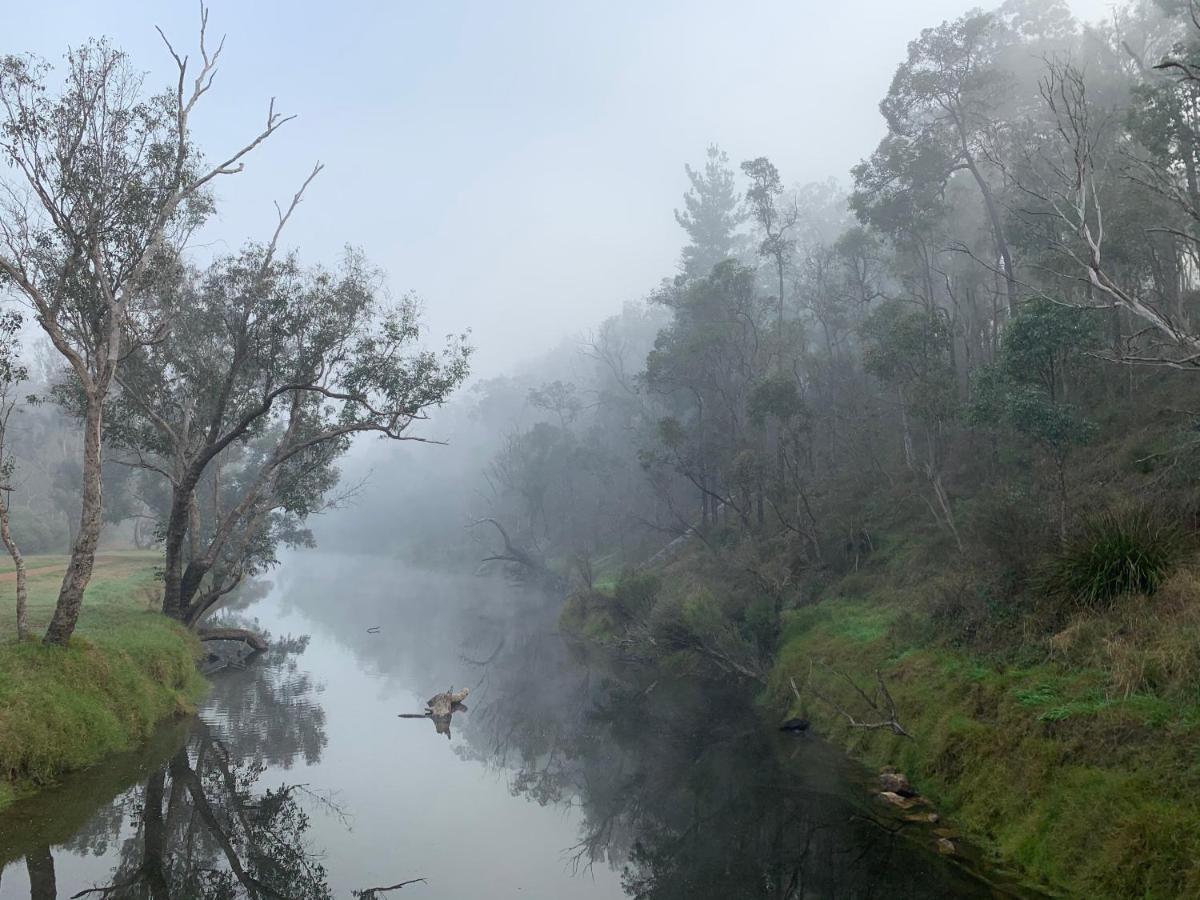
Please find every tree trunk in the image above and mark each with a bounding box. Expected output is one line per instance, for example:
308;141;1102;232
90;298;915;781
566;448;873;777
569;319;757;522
0;495;28;641
43;396;104;647
161;488;194;620
960;137;1018;316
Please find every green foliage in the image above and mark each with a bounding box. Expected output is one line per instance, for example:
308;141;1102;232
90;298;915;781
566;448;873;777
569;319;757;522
748;375;806;426
1039;507;1192;608
999;298;1100;397
612;570;661;620
967;366;1095;455
861;301;957;422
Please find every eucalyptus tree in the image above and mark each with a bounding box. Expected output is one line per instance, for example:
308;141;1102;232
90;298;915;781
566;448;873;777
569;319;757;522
1023;53;1200;368
643;261;770;529
862;299;963;549
105;231;470;636
741;156;797;365
863;11;1020;314
0;11;292;645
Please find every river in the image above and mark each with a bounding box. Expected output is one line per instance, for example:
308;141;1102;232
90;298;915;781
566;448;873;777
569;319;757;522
0;552;1035;898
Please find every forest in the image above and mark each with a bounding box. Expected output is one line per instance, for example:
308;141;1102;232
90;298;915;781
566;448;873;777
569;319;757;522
5;0;1200;896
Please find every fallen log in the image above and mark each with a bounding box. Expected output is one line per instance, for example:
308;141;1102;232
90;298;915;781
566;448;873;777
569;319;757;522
196;627;268;653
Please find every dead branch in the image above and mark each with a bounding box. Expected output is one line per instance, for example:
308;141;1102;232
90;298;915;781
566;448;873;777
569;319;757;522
798;661;913;738
353;878;428;898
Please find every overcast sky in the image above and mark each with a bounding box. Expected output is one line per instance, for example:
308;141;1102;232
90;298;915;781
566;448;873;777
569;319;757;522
8;0;1117;378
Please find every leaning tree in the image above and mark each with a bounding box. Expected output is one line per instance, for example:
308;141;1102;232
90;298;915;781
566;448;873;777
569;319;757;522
0;9;292;645
100;228;470;641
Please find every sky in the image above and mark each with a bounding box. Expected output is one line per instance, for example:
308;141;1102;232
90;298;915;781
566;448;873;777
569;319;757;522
7;0;1119;379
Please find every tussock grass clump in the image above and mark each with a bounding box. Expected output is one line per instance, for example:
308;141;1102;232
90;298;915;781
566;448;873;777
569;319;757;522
1039;507;1191;609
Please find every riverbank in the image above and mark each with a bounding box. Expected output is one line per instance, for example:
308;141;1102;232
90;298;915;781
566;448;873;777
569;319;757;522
563;534;1200;897
0;552;205;810
769;582;1200;899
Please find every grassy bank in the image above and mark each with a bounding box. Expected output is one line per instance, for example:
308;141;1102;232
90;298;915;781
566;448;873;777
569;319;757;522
767;573;1200;898
0;551;205;810
563;527;1200;897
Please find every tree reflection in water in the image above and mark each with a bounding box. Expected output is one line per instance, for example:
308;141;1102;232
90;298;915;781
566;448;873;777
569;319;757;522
451;615;1026;900
59;636;335;900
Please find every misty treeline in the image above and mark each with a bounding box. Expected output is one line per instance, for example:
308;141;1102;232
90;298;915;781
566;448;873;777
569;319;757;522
337;0;1200;673
0;9;470;646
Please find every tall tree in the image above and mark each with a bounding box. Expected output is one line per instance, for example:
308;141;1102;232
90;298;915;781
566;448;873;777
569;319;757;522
105;237;471;634
741;156;798;368
675;145;744;279
0;11;292;645
869;12;1020;314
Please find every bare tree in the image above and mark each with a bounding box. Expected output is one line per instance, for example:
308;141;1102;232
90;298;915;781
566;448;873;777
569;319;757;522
1027;57;1200;368
0;9;293;644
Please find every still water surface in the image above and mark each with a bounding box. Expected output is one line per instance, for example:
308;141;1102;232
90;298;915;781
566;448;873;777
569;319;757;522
0;552;1033;898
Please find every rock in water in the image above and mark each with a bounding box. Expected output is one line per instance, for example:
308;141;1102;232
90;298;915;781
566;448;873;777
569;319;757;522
879;770;917;797
877;791;917;810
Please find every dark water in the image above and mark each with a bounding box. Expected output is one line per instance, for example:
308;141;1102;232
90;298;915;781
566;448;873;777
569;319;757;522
0;552;1034;898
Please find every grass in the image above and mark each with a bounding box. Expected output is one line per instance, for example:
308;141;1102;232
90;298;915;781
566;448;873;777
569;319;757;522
0;551;204;810
771;586;1200;898
1038;506;1191;609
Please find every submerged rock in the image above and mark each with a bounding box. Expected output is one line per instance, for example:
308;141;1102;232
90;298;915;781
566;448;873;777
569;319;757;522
779;717;810;733
936;837;957;855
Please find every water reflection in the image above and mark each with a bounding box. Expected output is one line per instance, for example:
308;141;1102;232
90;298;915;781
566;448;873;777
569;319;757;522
285;556;1029;899
0;555;1033;898
0;638;336;899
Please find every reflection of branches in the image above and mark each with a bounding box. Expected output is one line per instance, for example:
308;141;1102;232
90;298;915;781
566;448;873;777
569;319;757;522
460;636;506;667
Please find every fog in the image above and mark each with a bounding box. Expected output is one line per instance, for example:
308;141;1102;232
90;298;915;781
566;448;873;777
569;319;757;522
8;0;1117;377
11;0;1200;894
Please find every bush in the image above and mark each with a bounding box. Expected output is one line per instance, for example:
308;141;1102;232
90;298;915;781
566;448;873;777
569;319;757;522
612;570;661;621
1039;507;1192;609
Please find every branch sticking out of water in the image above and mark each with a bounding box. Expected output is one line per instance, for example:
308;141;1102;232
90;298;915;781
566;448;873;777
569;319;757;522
353;878;428;898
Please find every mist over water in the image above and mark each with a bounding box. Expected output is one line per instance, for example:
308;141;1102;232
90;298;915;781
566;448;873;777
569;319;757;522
0;551;1033;898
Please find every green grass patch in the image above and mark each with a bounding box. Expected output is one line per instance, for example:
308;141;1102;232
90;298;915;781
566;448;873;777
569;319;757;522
772;590;1200;898
0;552;204;809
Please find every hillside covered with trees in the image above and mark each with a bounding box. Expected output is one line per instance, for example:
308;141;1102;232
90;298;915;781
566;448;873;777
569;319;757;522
330;1;1200;894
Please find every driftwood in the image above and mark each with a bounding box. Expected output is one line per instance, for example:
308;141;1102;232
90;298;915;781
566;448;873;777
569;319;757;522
397;687;470;739
426;687;469;717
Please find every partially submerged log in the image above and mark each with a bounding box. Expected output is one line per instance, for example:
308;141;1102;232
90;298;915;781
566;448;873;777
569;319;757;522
398;687;470;739
426;687;469;717
197;627;268;653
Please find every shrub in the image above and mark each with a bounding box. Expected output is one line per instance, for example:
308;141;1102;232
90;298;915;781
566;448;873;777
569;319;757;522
1039;507;1192;609
612;570;661;621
